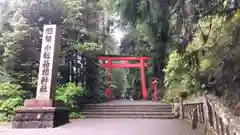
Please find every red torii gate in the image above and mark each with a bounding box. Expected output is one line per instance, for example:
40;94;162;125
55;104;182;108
98;55;151;100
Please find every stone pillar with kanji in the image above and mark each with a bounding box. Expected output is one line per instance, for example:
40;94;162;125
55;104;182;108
12;25;69;128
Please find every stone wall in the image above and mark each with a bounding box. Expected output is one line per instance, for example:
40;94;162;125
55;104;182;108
180;92;240;135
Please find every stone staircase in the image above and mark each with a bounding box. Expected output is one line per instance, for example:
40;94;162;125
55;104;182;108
80;101;176;119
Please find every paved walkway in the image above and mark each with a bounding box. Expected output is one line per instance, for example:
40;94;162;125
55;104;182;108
0;100;204;135
0;119;204;135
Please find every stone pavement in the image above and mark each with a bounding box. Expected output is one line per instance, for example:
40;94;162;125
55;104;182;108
0;119;204;135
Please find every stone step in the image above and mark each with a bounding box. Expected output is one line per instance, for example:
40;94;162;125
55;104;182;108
82;104;171;107
81;108;172;112
82;105;172;109
80;102;175;119
82;111;174;115
83;115;176;119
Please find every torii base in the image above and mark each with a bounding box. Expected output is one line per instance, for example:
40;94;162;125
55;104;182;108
12;99;69;128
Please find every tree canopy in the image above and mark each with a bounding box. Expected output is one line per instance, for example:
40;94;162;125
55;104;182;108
109;0;240;104
1;0;240;121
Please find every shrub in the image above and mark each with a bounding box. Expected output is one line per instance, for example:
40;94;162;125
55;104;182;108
163;50;197;103
56;82;109;118
0;83;25;98
0;83;25;121
56;82;86;118
0;97;23;121
56;82;85;109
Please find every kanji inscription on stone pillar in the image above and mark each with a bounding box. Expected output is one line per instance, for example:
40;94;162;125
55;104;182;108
36;25;60;100
12;25;69;129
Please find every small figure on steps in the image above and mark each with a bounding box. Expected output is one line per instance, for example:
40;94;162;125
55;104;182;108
106;87;111;101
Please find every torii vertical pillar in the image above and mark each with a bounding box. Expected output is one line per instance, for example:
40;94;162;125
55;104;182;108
107;60;113;84
140;58;148;100
107;60;113;101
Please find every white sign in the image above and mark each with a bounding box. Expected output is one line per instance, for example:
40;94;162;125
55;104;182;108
36;25;60;100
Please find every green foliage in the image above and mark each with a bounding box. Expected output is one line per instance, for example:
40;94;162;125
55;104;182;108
0;0;110;96
0;83;26;98
163;9;240;106
0;0;239;115
163;50;198;103
56;82;85;109
0;83;25;122
191;12;240;105
111;0;240;101
56;82;108;118
69;112;84;119
112;69;125;97
112;0;233;80
74;42;102;52
56;82;85;118
0;97;23;122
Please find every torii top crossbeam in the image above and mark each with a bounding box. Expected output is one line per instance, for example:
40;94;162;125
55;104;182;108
98;55;151;61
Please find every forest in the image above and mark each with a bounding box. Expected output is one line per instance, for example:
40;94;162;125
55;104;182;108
1;0;240;122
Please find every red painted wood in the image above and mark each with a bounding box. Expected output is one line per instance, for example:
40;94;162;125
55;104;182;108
106;88;111;101
100;63;149;68
152;78;159;101
98;56;151;61
140;58;148;100
107;60;113;101
123;60;128;64
107;60;113;81
154;83;157;101
98;56;152;100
